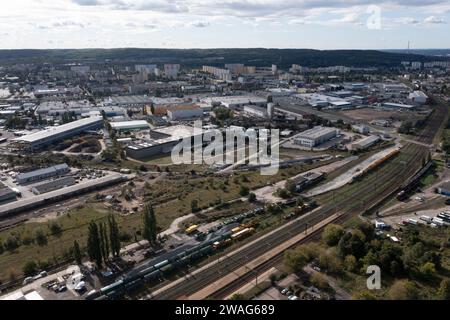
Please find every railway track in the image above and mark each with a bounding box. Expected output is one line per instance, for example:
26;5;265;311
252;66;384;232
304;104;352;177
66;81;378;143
149;100;447;300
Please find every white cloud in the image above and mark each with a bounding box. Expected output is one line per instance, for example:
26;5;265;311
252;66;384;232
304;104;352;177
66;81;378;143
423;15;446;24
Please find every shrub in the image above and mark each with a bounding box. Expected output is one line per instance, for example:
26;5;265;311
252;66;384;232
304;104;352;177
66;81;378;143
23;261;38;277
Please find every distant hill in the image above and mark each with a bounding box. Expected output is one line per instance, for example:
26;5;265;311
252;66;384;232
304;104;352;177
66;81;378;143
0;48;447;68
384;49;450;58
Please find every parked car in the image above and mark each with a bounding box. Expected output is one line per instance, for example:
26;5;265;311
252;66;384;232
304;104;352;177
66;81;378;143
288;295;299;301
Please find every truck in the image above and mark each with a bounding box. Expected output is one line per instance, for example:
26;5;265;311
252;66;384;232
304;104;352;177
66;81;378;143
185;225;199;235
419;215;432;223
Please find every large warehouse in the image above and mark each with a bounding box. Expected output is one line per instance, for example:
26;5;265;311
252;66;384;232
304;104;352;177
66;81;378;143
126;125;206;160
14;116;104;150
17;163;70;185
294;127;338;148
110;120;150;131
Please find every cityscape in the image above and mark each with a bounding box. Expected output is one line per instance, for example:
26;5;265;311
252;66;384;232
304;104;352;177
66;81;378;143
1;0;450;309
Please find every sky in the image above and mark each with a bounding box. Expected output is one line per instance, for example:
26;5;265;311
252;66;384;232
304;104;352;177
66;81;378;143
0;0;449;50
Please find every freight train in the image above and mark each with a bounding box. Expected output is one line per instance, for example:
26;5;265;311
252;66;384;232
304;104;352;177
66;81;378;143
396;160;433;201
86;223;258;300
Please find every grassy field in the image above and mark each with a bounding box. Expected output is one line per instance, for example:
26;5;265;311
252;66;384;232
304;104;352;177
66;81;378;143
0;158;337;283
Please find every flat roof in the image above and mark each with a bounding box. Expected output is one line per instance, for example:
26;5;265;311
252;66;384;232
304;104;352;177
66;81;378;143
383;102;415;109
297;127;337;140
17;164;69;181
110;120;150;130
15;117;103;143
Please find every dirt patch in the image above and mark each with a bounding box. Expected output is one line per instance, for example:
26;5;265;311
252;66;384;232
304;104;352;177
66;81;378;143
335;108;425;123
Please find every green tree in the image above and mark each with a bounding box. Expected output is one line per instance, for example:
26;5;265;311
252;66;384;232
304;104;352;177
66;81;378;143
284;248;309;273
101;223;110;261
191;199;200;213
142;203;158;245
285;180;297;194
73;240;82;265
23;261;38;277
239;185;250;197
344;255;358;272
3;236;19;251
419;262;436;280
387;280;419;300
108;215;121;257
87;222;103;268
353;290;377;300
35;229;48;246
310;272;329;290
322;224;345;246
99;223;107;262
248;192;257;203
438;279;450;300
49;222;62;236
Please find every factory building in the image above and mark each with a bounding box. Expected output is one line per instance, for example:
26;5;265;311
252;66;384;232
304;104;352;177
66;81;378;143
294;127;338;148
243;105;268;118
382;102;415;111
17;164;70;185
167;107;203;121
0;187;17;203
349;135;381;151
126;125;207;160
14;117;104;150
110;120;150;131
202;95;267;110
382;83;409;93
103;96;153;108
352;124;370;134
408;91;428;105
31;176;77;195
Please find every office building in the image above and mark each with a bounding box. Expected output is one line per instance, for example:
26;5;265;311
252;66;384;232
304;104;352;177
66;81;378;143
164;64;180;79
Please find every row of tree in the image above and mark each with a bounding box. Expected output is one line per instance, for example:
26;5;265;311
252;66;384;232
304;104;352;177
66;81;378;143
85;215;121;268
79;204;158;268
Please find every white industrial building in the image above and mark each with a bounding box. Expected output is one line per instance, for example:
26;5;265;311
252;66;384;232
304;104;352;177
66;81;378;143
352;124;370;134
382;83;409;93
110;120;150;131
167;107;203;121
126;125;208;160
408;91;428;105
294;93;351;109
294;127;338;148
382;102;415;110
349;135;381;151
243;105;268;118
17;163;70;185
202;95;266;110
14;117;104;150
